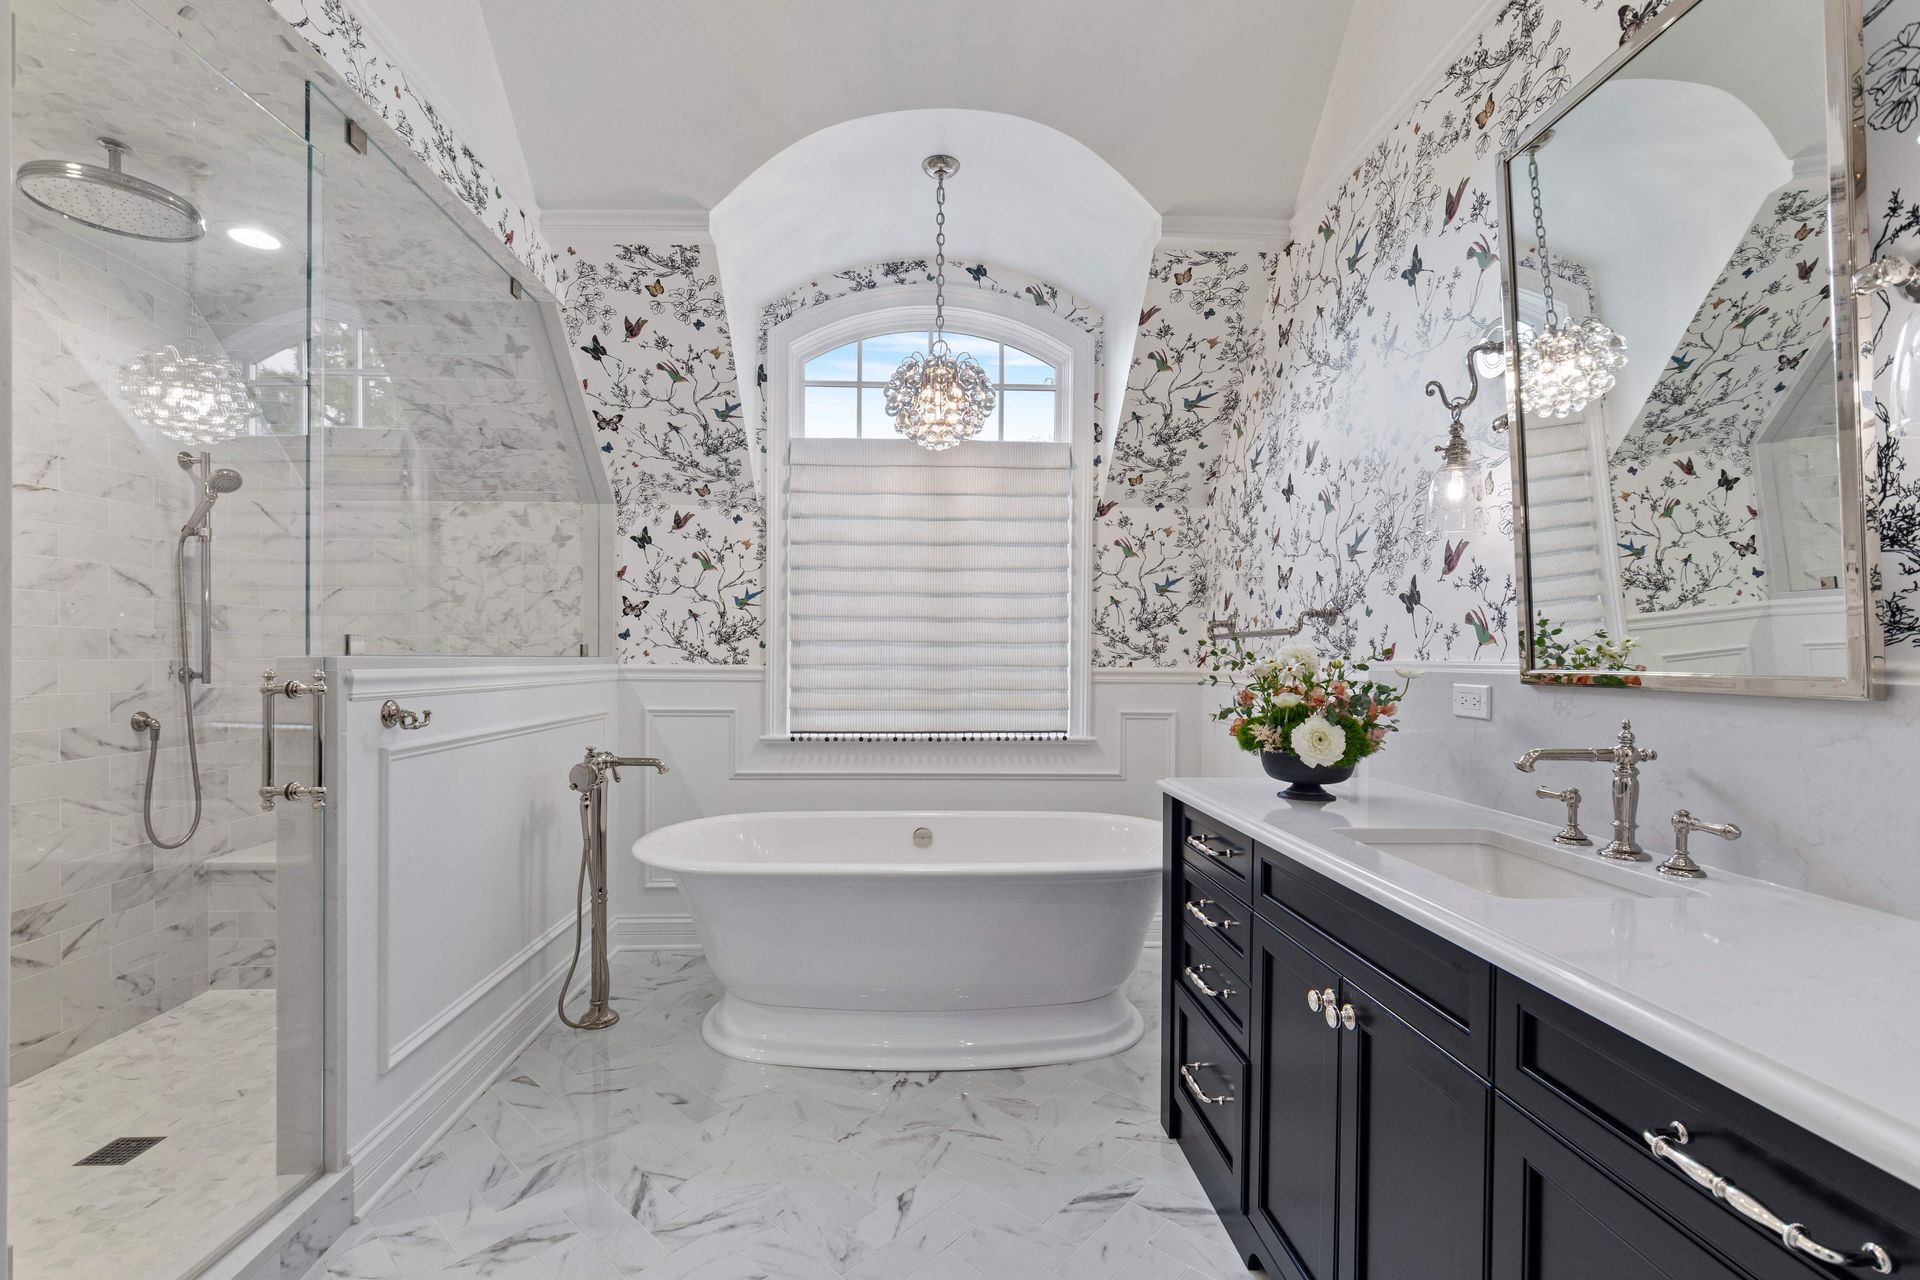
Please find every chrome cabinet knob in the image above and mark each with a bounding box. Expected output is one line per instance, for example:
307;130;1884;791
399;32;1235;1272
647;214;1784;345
1339;1003;1357;1032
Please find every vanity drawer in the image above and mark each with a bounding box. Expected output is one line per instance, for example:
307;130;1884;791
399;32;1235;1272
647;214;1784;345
1497;975;1920;1279
1177;926;1250;1043
1179;807;1255;898
1177;859;1250;969
1172;989;1249;1209
1256;847;1492;1076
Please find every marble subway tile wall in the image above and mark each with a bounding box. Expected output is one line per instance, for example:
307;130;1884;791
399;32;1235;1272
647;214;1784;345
311;296;595;659
9;205;297;1079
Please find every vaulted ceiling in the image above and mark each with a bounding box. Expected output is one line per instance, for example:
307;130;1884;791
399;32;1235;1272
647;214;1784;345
477;0;1355;221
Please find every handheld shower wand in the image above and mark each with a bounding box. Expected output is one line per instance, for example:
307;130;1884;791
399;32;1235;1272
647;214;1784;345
131;453;245;850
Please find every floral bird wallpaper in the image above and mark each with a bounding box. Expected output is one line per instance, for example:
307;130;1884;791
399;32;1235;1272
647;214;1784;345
559;237;1263;666
1206;0;1920;662
1608;175;1833;614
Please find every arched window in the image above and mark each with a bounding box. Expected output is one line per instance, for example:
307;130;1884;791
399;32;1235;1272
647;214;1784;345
798;331;1060;441
765;288;1096;741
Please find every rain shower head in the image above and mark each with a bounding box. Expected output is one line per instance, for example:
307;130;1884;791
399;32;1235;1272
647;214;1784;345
16;138;204;242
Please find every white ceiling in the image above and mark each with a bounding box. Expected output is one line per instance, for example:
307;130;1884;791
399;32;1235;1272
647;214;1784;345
477;0;1355;221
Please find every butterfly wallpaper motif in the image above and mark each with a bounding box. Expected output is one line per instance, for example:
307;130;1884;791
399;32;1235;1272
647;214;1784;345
1608;177;1832;614
1095;250;1266;667
1208;0;1920;663
270;0;563;291
1864;0;1920;650
1205;0;1596;661
563;242;764;663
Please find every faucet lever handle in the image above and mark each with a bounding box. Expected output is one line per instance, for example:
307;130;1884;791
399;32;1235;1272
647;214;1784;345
1535;785;1591;847
1660;809;1741;880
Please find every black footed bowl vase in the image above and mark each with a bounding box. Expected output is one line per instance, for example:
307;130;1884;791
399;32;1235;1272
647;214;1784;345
1260;750;1355;803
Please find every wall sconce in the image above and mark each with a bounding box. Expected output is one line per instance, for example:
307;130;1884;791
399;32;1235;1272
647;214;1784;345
1424;336;1511;532
1852;254;1920;438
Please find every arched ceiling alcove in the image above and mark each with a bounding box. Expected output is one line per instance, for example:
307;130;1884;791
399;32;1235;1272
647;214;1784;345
709;108;1161;490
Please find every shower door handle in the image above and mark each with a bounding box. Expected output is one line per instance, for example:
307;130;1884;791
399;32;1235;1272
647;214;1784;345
259;669;327;810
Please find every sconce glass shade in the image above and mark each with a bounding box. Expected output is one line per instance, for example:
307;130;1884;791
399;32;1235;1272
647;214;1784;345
1428;459;1476;533
118;344;256;446
1518;318;1627;419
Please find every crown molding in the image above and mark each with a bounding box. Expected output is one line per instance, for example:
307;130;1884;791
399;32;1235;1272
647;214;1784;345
1157;214;1291;249
542;208;714;237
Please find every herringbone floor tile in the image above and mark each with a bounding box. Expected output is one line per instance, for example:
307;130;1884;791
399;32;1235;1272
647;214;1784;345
301;949;1253;1279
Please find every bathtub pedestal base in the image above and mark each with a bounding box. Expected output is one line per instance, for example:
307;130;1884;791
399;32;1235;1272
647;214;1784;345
702;990;1145;1071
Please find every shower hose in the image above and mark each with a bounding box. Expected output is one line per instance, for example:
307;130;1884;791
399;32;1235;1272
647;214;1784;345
137;530;207;850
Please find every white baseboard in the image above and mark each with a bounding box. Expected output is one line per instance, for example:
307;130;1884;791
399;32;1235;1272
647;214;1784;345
346;953;573;1215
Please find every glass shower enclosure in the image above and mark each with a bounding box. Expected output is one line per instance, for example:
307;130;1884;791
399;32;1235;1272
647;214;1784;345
6;2;607;1277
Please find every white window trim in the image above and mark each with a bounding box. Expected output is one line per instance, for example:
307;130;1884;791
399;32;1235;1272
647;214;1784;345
763;284;1097;741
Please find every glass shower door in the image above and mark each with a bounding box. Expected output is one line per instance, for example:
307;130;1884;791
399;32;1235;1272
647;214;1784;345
7;1;328;1276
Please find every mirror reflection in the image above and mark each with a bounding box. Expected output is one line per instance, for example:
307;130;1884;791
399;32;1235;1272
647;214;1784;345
1509;0;1851;683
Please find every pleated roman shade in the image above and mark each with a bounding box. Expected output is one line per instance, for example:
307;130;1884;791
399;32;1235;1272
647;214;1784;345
1524;417;1611;636
782;437;1073;739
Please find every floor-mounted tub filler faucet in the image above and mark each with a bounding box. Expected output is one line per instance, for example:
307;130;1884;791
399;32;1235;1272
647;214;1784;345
1515;720;1657;862
560;748;670;1030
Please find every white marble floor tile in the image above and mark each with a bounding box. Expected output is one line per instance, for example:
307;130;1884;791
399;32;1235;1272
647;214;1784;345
298;950;1255;1280
8;989;308;1280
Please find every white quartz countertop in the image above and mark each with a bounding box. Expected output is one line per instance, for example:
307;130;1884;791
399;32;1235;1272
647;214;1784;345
1159;775;1920;1193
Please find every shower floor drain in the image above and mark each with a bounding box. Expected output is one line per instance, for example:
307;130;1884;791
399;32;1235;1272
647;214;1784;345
74;1137;165;1166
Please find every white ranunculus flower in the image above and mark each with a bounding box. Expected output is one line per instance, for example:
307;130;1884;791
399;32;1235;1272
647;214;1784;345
1393;666;1419;680
1274;691;1304;709
1250;658;1279;679
1291;714;1346;769
1278;643;1318;669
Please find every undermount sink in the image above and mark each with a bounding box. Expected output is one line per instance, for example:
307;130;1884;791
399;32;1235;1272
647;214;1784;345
1341;827;1700;900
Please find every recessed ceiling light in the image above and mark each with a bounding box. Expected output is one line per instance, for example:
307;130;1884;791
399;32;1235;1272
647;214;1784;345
226;226;281;251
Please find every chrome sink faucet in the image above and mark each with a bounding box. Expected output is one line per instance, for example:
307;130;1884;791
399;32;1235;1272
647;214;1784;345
1515;720;1657;862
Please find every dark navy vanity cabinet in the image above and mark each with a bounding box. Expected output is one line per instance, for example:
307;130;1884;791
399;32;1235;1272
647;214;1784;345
1161;796;1920;1280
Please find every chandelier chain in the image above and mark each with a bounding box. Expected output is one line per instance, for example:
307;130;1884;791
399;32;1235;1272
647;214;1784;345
932;171;948;351
1528;148;1559;328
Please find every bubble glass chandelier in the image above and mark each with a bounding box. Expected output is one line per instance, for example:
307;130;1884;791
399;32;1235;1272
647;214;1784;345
886;155;995;451
1518;144;1626;419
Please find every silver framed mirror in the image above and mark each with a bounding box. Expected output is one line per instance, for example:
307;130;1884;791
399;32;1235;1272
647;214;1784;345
1498;0;1883;699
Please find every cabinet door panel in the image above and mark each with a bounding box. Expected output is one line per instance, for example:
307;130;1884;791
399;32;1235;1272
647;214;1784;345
1250;917;1343;1280
1494;1098;1749;1280
1339;979;1489;1280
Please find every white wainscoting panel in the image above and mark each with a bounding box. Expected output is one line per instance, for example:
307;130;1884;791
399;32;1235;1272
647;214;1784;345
334;660;626;1212
377;710;607;1069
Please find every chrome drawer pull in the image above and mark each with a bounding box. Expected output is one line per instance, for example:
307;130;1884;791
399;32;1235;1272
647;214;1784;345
1306;986;1339;1025
1184;834;1236;861
1643;1125;1892;1274
1184;899;1237;930
1184;964;1235;1001
1179;1062;1233;1106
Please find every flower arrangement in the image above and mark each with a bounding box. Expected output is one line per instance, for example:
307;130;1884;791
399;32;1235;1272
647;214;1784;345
1529;614;1645;687
1207;642;1418;770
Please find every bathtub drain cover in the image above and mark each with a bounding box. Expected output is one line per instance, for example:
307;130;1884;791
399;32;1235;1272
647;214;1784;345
75;1136;165;1166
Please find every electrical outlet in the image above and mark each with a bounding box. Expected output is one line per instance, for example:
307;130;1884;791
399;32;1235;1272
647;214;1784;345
1452;683;1492;720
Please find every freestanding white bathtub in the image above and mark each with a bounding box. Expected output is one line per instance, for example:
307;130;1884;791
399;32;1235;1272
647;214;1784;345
633;811;1161;1070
